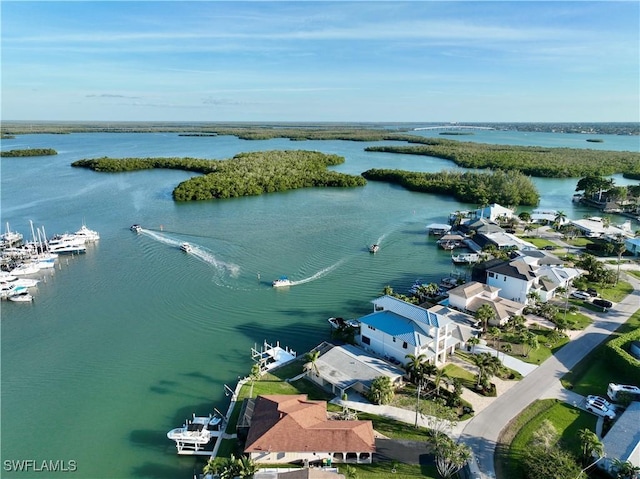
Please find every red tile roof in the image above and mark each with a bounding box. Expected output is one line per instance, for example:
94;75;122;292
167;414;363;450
244;395;375;454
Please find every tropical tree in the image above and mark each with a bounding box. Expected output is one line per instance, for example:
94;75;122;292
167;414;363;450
553;211;567;230
518;211;532;223
613;234;627;283
368;376;394;405
506;314;526;332
305;350;320;377
472;352;502;389
467;336;480;353
475;303;496;332
578;428;604;467
382;285;394;296
433;367;448;396
432;434;472;479
203;457;225;477
612;459;640;479
404;353;428;384
520;330;539;358
488;326;501;349
344;465;358;479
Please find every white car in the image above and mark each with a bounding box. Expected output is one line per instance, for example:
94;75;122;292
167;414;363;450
585;396;616;419
571;290;591;300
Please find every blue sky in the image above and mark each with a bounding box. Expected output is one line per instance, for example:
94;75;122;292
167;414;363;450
2;1;638;122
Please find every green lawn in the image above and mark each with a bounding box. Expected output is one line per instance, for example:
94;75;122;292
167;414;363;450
503;400;597;479
627;270;640;280
562;308;640;395
564;237;593;247
347;462;441;479
520;237;558;249
555;310;592;330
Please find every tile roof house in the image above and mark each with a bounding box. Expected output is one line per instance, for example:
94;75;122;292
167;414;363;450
447;281;525;326
243;395;375;466
357;295;461;366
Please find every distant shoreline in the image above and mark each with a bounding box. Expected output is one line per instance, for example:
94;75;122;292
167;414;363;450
1;121;638;136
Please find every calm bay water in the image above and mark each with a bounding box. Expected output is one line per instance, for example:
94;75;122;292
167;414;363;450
1;128;638;478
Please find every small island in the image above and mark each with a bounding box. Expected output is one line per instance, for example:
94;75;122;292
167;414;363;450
439;131;474;136
586;138;604;143
0;148;57;157
72;150;367;201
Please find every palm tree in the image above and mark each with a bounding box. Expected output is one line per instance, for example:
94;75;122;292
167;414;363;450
467;336;480;354
475;303;496;332
433;367;448;396
382;285;394;296
520;330;539;358
305;350;320;376
472;352;501;389
404;353;428;384
612;458;640;479
578;428;604;467
368;376;394;405
488;326;501;349
554;210;567;230
614;234;627;283
203;457;225;477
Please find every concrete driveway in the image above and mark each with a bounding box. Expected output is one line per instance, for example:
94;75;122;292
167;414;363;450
374;438;435;465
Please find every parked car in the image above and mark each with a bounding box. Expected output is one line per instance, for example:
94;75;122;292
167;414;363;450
585;396;616;419
607;383;640;402
571;290;591;300
542;245;555;250
592;298;613;309
586;288;598;297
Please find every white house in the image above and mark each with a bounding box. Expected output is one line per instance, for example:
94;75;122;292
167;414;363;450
598;401;640;475
357;295;461;366
447;281;525;326
475;203;515;222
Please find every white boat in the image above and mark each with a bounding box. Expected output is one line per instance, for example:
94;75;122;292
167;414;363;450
47;234;87;254
0;272;39;288
369;244;380;254
130;224;142;233
74;224;100;242
272;276;292;288
9;262;41;276
1;283;29;299
1;222;23;247
33;252;58;268
8;292;33;302
328;317;360;329
180;242;193;253
167;413;223;452
451;252;480;265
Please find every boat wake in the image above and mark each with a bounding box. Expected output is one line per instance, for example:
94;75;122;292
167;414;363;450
140;229;240;277
287;259;345;286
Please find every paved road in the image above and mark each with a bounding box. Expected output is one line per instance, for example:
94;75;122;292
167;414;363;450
459;272;639;479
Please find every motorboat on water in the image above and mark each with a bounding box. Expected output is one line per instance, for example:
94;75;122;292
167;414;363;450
47;234;87;254
272;276;292;288
180;242;193;253
8;262;41;276
0;272;39;288
451;252;480;265
369;244;380;254
167;413;223;453
8;292;33;302
1;222;23;248
130;224;142;233
74;224;100;242
328;317;360;329
1;283;29;299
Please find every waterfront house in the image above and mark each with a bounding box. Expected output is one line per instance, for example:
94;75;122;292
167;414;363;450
446;281;525;326
242;394;375;465
624;237;640;256
357;295;461;366
304;343;405;399
475;203;515;222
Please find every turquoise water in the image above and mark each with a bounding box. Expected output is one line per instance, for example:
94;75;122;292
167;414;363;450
1;129;638;478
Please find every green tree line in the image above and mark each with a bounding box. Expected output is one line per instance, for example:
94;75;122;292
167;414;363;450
362;168;540;206
72;150;366;201
365;139;640;178
0;148;57;157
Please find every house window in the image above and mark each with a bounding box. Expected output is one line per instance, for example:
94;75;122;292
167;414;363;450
489;272;495;278
403;342;408;349
504;277;506;281
393;337;396;342
362;336;370;345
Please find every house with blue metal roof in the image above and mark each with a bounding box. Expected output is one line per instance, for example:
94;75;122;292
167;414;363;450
357;295;461;366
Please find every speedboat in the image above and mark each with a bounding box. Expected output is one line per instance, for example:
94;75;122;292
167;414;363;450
74;224;100;242
369;244;380;254
9;262;41;276
272;276;291;288
1;283;29;299
130;224;142;233
8;292;33;302
180;242;193;253
451;252;480;265
328;317;360;329
167;413;223;452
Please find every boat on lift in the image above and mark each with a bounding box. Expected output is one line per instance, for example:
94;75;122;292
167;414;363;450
167;413;223;453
